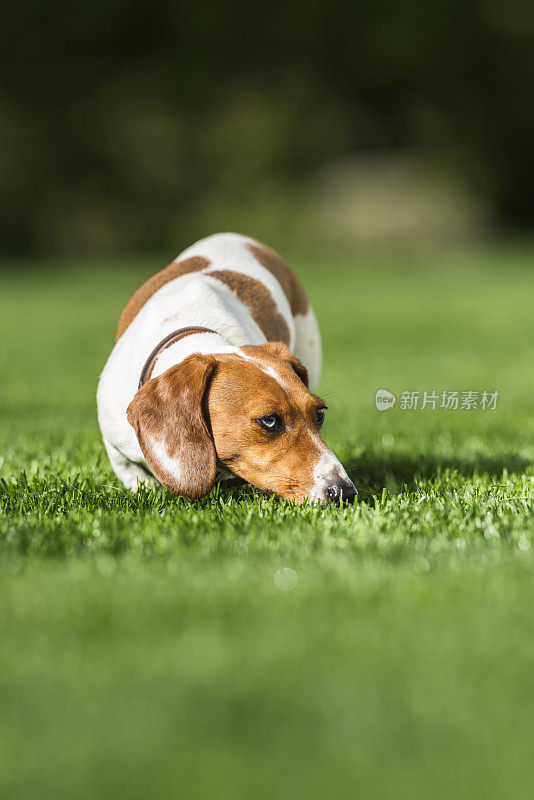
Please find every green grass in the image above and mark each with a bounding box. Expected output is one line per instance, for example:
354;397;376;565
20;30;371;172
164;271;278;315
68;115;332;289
1;243;533;799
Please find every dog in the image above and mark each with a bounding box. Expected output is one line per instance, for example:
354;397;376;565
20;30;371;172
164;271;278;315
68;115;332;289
97;233;356;504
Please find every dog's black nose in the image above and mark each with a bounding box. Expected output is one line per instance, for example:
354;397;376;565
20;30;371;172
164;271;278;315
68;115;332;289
326;483;357;504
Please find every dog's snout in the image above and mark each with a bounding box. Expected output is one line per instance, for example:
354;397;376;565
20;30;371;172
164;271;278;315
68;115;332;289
326;482;357;505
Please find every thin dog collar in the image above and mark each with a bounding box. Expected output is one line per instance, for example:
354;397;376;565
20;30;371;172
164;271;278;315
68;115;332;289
138;326;217;389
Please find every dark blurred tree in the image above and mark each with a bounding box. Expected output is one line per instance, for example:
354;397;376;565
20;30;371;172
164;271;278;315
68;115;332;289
0;0;532;252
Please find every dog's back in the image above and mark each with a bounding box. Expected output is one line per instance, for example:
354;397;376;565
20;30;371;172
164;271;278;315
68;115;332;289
115;233;320;386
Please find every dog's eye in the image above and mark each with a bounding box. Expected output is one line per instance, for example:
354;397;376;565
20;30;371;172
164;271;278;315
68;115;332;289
257;414;283;432
316;408;326;427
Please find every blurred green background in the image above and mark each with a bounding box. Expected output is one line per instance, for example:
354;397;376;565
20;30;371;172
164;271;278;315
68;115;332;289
1;0;533;256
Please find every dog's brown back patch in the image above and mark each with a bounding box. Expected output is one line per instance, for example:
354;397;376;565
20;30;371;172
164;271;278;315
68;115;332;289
208;270;291;345
247;241;309;316
116;256;210;341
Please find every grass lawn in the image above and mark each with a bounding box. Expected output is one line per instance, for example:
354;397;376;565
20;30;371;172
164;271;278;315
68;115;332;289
1;242;533;799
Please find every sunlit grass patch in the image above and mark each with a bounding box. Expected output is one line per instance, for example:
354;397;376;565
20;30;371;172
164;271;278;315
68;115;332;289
0;244;533;799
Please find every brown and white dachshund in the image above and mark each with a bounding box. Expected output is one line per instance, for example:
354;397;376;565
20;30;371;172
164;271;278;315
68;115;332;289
97;233;356;504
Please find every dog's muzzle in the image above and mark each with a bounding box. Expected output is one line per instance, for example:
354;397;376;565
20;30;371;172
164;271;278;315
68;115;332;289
311;450;357;504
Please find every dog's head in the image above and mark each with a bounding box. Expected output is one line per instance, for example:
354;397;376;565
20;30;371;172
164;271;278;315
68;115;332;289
127;342;356;503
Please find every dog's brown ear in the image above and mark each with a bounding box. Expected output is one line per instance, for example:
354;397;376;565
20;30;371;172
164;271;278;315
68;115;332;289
127;355;217;498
